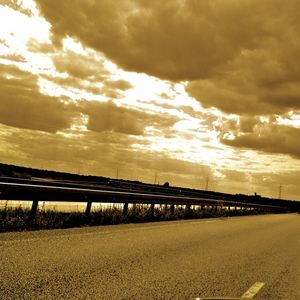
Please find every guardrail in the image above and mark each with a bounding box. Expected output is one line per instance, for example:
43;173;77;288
0;178;289;219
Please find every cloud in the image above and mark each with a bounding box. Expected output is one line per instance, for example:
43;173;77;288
221;120;300;159
239;116;260;133
0;56;176;140
79;100;178;136
216;167;300;200
52;51;108;80
26;38;54;53
37;0;300;115
37;0;259;80
3;1;300;201
100;79;133;99
0;64;76;132
0;124;213;188
104;79;132;92
186;57;300;115
42;49;133;99
1;0;34;17
80;101;146;135
0;53;26;62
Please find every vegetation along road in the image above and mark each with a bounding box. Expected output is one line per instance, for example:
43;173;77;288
0;214;299;299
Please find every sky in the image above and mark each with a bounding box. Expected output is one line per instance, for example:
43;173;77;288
1;0;300;200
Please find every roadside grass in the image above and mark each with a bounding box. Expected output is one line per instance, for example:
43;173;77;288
0;204;263;232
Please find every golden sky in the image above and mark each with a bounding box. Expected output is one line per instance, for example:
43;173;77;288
1;0;300;200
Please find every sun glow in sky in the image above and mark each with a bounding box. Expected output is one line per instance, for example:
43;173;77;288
1;0;300;200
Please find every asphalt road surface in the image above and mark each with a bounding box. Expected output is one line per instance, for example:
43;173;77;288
0;214;299;299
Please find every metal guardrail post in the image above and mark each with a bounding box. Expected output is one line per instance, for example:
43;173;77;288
132;203;137;219
123;203;128;215
132;203;137;211
170;204;175;215
185;204;191;217
85;200;92;217
150;203;155;217
164;204;168;214
29;200;39;220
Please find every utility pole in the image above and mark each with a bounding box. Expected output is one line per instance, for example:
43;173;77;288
154;173;157;184
116;168;119;180
279;184;282;199
205;176;209;191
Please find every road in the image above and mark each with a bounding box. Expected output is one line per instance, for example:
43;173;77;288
0;214;299;299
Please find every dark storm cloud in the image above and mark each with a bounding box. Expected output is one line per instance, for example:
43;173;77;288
0;64;76;133
187;74;300;115
37;0;300;115
36;0;270;81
